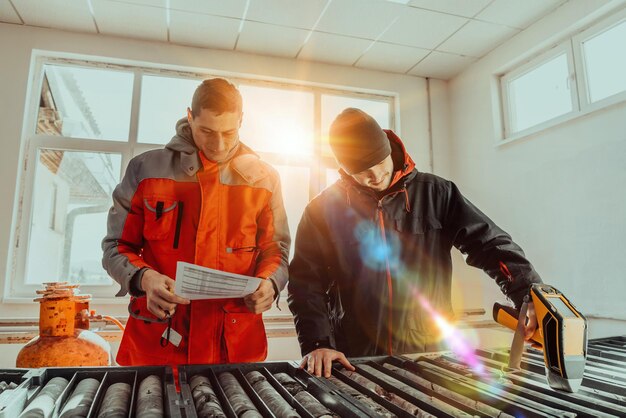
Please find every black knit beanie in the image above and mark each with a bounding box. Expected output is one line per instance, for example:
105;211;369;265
329;108;391;175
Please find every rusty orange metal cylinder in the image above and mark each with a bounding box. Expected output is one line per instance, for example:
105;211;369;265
16;282;111;368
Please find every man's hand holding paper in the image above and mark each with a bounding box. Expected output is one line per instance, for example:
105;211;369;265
174;261;262;300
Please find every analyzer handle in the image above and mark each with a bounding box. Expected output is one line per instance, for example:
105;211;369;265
493;302;542;347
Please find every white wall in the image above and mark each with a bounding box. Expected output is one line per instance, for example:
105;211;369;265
446;0;626;338
0;337;303;368
429;78;487;314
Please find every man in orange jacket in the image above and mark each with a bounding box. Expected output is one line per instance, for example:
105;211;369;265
102;78;290;366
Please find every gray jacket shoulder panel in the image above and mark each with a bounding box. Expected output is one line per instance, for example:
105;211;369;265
131;148;197;183
222;153;280;193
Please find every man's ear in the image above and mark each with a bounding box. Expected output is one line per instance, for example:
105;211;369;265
239;111;244;128
187;107;193;124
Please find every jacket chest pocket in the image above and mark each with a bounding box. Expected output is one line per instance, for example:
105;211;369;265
143;197;178;241
223;243;259;276
394;216;442;235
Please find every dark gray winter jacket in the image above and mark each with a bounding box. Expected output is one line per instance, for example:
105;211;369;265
288;131;542;357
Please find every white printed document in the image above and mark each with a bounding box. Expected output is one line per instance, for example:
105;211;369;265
174;261;261;300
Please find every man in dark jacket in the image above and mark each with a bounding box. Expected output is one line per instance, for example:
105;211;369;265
288;108;542;377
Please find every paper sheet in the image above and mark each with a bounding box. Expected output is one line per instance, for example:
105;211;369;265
174;261;261;300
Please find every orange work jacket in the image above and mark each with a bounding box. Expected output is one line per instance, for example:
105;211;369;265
102;119;290;366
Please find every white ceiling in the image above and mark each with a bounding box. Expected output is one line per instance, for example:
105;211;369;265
0;0;568;80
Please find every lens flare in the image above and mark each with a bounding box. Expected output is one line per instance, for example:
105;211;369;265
413;288;486;376
353;221;400;270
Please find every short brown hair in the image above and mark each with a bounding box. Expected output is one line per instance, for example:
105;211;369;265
191;78;242;117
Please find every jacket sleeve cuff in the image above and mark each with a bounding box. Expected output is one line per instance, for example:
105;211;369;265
302;338;334;356
113;259;152;297
507;286;532;311
268;278;282;311
256;266;288;292
129;268;148;297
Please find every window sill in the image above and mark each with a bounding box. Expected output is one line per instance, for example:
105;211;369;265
2;296;130;305
496;92;626;147
0;315;297;344
0;308;490;344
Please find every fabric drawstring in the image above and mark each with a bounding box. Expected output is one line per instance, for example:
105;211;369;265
403;187;411;213
275;291;281;310
346;187;352;206
269;278;282;310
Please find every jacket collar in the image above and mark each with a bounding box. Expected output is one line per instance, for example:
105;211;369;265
386;129;416;188
165;118;258;177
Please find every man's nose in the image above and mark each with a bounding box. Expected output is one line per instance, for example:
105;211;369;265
212;136;227;150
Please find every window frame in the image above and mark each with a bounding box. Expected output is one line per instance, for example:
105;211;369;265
500;40;578;139
6;51;396;309
572;8;626;112
497;7;626;145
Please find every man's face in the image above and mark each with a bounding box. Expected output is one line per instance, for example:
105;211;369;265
187;107;242;162
348;154;394;192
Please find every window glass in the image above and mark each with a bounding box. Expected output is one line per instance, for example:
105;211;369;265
37;65;133;141
326;168;341;188
273;165;310;260
138;75;200;144
21;59;394;302
25;150;121;285
506;53;573;133
583;20;626;103
239;85;314;156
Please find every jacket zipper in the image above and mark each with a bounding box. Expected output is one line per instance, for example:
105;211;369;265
351;185;408;355
376;199;394;356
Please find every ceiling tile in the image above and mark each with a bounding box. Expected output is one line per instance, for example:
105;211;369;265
169;0;247;19
356;41;429;73
437;20;519;57
408;0;491;18
298;31;372;66
380;6;467;49
12;0;95;32
169;10;239;50
476;0;562;29
246;0;328;30
315;0;403;39
92;0;167;40
237;21;309;58
408;50;476;79
0;0;22;24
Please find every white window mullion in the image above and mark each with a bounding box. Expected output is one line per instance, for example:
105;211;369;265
571;36;590;111
128;70;143;156
565;40;580;113
31;135;130;153
311;90;323;200
9;139;39;298
500;75;514;138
